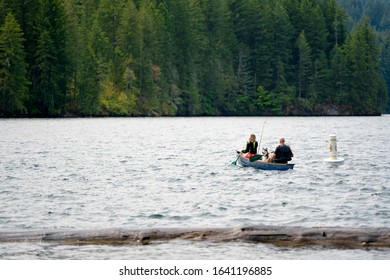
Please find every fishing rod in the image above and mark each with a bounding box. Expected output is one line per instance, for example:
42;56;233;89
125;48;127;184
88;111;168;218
258;121;266;153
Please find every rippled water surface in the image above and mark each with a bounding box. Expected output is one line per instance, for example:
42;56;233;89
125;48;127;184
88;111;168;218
0;116;389;259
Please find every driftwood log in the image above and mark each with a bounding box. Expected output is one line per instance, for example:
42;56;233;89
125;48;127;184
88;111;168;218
0;226;390;249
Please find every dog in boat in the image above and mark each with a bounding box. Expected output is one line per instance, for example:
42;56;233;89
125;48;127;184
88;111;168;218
262;148;269;159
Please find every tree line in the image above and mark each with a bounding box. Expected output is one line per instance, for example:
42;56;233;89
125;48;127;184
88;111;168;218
339;0;390;31
339;0;390;113
0;0;388;117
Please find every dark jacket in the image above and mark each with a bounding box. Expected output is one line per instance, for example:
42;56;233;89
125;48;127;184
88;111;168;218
274;144;293;163
242;141;258;154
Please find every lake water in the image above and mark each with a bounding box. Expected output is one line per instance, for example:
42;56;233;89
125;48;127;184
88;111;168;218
0;116;389;259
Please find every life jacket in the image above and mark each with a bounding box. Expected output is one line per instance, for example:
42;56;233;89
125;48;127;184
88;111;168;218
248;141;258;154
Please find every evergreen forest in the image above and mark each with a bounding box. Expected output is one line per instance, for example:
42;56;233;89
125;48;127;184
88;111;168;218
0;0;389;117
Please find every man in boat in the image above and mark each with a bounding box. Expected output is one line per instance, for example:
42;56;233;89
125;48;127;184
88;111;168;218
240;134;258;158
264;137;293;163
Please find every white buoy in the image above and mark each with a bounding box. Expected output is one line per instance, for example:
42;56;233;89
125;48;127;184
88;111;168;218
323;134;344;163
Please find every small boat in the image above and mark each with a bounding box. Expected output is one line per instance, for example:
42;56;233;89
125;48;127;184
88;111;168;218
237;155;294;171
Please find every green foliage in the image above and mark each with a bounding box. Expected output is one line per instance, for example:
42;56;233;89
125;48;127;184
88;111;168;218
0;13;29;116
381;32;390;112
256;85;283;115
0;0;388;117
338;0;390;31
341;18;382;114
296;31;312;99
31;0;70;116
99;80;137;116
321;0;348;48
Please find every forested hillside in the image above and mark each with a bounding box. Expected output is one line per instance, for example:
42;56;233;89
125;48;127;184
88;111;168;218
338;0;390;113
0;0;388;117
338;0;390;30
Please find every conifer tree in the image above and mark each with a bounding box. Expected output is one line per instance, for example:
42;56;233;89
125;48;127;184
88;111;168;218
381;32;390;112
0;13;29;116
267;2;294;93
234;44;255;114
232;0;262;83
132;0;160;115
253;1;274;91
152;0;181;115
117;0;142;114
96;0;126;87
199;0;237;115
300;0;328;58
33;0;69;116
63;0;101;115
281;0;303;38
296;31;312;99
344;17;384;114
1;0;40;112
321;0;348;50
166;0;207;115
330;44;348;104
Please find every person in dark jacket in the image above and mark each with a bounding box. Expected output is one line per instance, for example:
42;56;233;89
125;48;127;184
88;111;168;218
241;134;258;158
265;137;293;163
